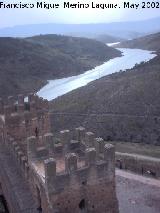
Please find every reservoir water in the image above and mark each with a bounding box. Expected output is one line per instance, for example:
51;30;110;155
37;47;156;101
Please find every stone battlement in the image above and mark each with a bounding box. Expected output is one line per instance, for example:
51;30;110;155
3;136;29;180
0;93;118;213
0;93;49;116
43;144;115;194
0;93;51;145
26;128;110;161
26;128;115;198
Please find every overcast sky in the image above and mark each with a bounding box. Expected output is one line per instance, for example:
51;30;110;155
0;0;160;28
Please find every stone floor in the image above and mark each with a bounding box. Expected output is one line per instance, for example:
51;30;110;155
32;154;86;183
116;169;160;213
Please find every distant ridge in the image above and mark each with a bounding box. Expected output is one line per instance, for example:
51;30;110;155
0;17;160;39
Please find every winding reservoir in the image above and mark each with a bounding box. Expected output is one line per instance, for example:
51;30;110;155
37;47;156;101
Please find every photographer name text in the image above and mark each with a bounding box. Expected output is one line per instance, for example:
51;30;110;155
0;1;160;10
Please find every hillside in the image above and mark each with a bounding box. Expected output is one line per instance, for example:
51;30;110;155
117;32;160;51
0;34;120;98
94;34;125;43
50;53;160;144
50;32;160;113
50;54;160;115
50;33;160;144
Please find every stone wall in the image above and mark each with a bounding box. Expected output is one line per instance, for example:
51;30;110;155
0;163;21;212
0;94;50;151
0;94;119;213
0;93;52;212
115;152;160;178
26;128;119;213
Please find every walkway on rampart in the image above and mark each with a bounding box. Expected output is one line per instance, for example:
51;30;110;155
0;143;37;213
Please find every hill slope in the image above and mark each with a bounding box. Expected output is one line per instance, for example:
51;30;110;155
0;34;120;98
94;34;125;43
117;32;160;51
51;32;160;114
50;33;160;144
51;55;160;116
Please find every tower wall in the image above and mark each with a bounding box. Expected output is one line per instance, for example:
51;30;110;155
0;93;118;213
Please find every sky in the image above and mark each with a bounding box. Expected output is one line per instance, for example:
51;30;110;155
0;0;160;28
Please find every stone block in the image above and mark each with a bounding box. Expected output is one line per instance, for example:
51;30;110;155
44;158;56;190
44;133;54;151
54;143;63;154
8;96;14;105
28;93;34;103
18;151;24;165
24;162;29;179
27;136;37;159
104;144;115;177
69;140;80;150
104;144;115;162
21;155;27;171
65;153;78;173
4;105;12;117
94;137;104;153
60;130;71;145
17;104;24;113
75;127;85;142
37;147;48;158
85;132;95;147
85;148;96;166
18;94;24;105
30;101;36;113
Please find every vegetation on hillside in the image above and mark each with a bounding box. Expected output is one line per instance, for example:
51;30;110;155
116;32;160;52
94;34;125;43
50;32;160;145
51;32;160;116
0;34;121;98
50;53;160;116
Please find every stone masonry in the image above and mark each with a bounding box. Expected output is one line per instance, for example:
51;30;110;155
0;94;119;213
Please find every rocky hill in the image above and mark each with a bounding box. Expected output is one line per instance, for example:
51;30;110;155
50;32;160;114
50;33;160;144
116;32;160;52
51;54;160;115
0;34;120;98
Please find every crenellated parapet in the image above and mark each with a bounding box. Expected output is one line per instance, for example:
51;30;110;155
4;136;29;179
0;117;118;213
26;127;108;159
0;94;118;213
26;127;116;197
0;93;50;143
0;93;49;117
75;126;85;142
43;144;115;194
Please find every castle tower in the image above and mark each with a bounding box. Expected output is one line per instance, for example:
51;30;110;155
0;93;119;213
26;127;119;213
